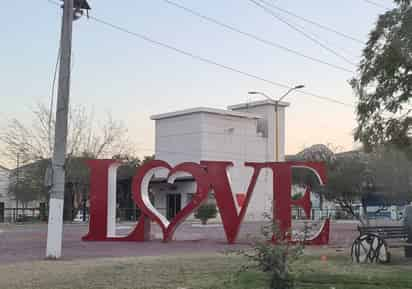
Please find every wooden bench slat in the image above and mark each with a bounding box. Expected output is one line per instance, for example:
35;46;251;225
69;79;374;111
388;243;412;248
365;227;406;230
360;230;407;234
358;225;409;240
361;231;408;236
359;227;406;230
360;226;405;228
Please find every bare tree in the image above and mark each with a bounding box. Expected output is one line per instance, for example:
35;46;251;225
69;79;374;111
1;102;135;218
1;102;133;166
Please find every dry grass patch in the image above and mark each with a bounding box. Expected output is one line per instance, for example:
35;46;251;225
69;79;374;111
0;250;411;289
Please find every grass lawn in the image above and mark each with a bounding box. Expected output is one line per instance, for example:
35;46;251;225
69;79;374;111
0;249;411;289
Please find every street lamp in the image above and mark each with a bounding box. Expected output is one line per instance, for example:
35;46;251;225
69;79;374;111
248;85;305;161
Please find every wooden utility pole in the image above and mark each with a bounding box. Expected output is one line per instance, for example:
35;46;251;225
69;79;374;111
46;0;74;259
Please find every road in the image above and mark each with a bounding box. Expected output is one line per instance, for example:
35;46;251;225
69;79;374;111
0;220;361;264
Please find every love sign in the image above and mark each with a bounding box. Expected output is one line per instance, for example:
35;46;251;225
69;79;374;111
82;159;330;245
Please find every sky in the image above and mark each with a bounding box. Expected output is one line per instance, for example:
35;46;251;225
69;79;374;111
0;0;393;165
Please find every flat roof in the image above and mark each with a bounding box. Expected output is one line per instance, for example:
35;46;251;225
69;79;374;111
228;99;290;110
151;107;261;120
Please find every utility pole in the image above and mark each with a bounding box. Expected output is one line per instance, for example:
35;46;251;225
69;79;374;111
46;0;90;259
46;0;74;259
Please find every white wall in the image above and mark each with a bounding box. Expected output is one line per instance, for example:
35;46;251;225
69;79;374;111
230;102;287;161
199;112;273;220
153;102;288;221
155;113;203;165
150;181;197;219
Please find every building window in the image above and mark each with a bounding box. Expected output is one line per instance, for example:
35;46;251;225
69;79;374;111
257;119;268;137
186;193;194;204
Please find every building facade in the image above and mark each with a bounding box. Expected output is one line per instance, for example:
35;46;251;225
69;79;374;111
150;100;288;221
0;165;10;222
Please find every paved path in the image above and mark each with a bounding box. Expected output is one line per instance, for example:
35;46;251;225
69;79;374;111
0;221;358;264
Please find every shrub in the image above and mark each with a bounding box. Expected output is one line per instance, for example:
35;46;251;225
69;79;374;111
232;213;307;289
194;203;217;225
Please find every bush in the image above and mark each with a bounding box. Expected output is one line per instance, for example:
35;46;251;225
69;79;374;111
231;213;306;289
194;203;217;225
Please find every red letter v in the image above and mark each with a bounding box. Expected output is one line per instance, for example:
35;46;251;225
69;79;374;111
200;161;265;244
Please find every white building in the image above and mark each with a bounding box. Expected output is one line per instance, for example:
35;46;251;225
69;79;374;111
150;100;288;221
0;165;10;222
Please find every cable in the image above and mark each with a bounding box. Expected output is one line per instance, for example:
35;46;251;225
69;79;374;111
258;0;359;62
45;0;353;107
48;46;60;153
248;0;357;67
89;15;354;107
255;0;364;44
159;0;354;74
362;0;390;9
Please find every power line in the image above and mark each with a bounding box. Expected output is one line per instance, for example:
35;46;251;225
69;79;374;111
159;0;354;74
46;0;354;108
255;0;364;44
48;46;60;154
362;0;390;9
248;0;358;67
89;15;354;107
257;0;359;62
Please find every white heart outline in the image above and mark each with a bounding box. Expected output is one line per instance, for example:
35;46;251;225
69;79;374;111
138;166;202;232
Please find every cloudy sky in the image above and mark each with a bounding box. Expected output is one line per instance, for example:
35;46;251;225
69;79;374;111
0;0;393;164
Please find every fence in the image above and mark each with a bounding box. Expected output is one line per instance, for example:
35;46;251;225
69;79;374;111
0;205;364;224
2;207;46;223
292;208;358;221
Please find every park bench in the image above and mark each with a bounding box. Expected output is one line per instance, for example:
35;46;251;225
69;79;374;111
351;225;412;263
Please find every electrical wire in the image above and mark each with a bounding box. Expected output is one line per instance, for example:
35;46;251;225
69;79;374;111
248;0;358;67
159;0;354;74
256;0;364;44
48;40;61;156
362;0;390;9
257;0;359;62
88;15;354;107
45;0;354;108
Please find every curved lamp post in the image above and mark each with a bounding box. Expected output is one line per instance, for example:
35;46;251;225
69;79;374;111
248;85;305;161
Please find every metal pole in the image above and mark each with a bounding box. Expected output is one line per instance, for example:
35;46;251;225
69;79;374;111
46;0;74;259
16;152;20;211
275;101;279;161
248;86;304;162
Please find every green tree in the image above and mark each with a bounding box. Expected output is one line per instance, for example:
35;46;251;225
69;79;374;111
292;145;371;223
369;146;412;203
291;144;336;190
8;159;48;205
351;0;412;154
324;153;369;223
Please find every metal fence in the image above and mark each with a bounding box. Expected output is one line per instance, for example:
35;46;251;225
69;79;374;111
2;207;46;223
0;206;363;224
292;208;358;220
0;206;141;223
